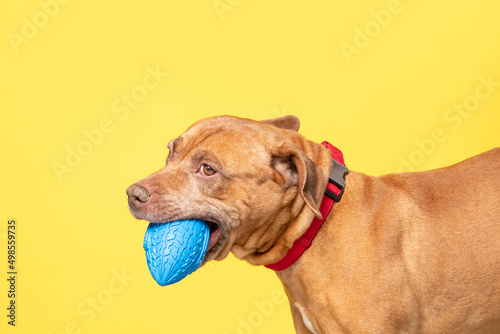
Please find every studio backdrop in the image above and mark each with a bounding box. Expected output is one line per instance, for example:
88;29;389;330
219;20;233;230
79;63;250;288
2;1;499;333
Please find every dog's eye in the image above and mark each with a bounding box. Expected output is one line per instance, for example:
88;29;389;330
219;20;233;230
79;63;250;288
201;164;216;176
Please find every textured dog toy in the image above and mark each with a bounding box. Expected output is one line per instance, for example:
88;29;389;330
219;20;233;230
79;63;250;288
143;219;210;286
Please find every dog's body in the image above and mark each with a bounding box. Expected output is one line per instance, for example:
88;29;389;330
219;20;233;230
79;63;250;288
280;148;500;334
127;115;500;333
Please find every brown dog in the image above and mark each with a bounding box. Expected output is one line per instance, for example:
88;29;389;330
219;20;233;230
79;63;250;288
127;115;500;333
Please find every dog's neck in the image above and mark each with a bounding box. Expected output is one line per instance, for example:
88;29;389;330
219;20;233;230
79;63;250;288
264;141;347;271
232;137;344;267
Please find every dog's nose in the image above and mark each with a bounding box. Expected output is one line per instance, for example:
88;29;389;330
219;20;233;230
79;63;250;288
126;184;151;205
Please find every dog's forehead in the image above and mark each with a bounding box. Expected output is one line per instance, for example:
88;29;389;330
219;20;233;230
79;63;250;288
185;116;262;136
171;116;282;164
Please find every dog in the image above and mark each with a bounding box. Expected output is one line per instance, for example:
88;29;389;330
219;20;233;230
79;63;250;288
127;115;500;333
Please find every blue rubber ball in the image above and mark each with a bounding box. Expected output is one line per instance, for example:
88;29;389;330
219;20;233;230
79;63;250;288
143;219;210;286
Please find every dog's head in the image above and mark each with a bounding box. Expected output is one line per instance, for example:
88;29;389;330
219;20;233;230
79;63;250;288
126;115;330;266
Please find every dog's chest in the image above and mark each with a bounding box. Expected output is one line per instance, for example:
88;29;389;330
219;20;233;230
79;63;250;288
295;303;319;334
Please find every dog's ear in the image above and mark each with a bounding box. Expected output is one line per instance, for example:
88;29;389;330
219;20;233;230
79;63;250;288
262;115;300;132
271;141;323;218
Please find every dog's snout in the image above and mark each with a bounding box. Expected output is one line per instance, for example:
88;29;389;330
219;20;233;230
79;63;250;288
126;184;151;205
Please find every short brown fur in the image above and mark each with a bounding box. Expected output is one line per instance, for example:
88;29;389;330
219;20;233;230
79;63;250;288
127;115;500;333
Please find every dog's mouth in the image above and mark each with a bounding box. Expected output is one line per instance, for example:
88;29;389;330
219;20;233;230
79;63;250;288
146;214;230;265
201;219;229;265
206;220;221;252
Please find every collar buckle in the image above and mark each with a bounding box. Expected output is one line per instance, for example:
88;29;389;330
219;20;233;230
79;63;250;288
325;158;348;202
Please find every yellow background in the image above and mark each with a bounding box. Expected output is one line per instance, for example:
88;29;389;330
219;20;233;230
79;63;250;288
1;1;499;333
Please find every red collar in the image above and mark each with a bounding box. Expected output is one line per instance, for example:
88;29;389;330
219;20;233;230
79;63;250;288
264;141;347;271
